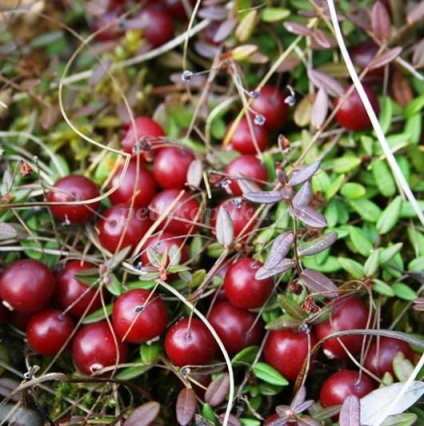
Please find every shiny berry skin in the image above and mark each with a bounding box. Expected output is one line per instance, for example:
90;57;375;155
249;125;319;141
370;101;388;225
148;189;201;236
72;321;128;376
55;260;105;319
121;116;165;155
207;301;262;355
350;40;385;85
363;337;415;377
210;198;257;241
140;232;189;268
225;117;269;154
162;0;196;20
97;204;152;253
264;328;316;382
225;155;268;196
223;258;273;309
48;175;100;224
251;85;289;131
137;7;174;47
108;161;157;208
0;259;55;314
164;318;217;366
315;297;369;360
153;147;195;190
112;289;168;344
334;84;379;131
26;309;75;356
320;369;375;409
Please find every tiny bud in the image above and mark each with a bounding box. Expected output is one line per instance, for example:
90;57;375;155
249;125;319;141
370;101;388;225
118;20;126;30
135;305;144;313
220;178;231;188
181;70;194;81
284;95;296;106
232;198;242;208
249;90;260;99
181;367;191;376
254;114;266;126
19;161;32;177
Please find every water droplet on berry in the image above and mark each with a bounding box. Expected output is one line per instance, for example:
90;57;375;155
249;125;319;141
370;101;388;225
254;114;266;126
182;70;194;81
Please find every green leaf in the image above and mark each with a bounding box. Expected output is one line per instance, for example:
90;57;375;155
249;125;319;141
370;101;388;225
373;279;395;297
232;346;260;365
81;304;113;324
404;93;424;118
379;96;393;134
115;363;152;380
340;182;366;199
302;255;341;273
349;226;373;256
364;249;380;277
261;7;290;22
106;273;125;296
349;199;382;222
201;404;217;425
408;256;424;272
337;257;364;279
333;156;361;174
371;160;396;197
240;419;261;426
392;282;418;301
377;196;403;235
253;362;289;386
325;174;345;199
277;294;304;320
405;113;422;145
380;243;403;265
140;342;162;364
381;413;418;426
393;352;415;382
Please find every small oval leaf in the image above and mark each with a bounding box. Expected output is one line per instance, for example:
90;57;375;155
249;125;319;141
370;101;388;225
372;1;392;42
204;373;230;407
369;47;402;70
216;207;234;247
293;182;312;208
187;159;203;188
339;395;360;426
255;258;294;280
292;206;327;228
176;388;197;426
264;231;295;269
298;232;338;257
300;269;338;298
253;362;289;387
125;401;161;426
289;160;321;187
311;88;328;129
243;190;282;204
308;69;344;97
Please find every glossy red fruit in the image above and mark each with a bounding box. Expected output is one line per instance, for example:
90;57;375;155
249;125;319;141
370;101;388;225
26;309;75;356
364;337;415;377
315;297;369;360
112;289;168;343
153;147;195;190
162;0;196;20
148;189;201;236
207;301;262;355
55;260;105;319
72;321;128;376
140;232;189;268
121;116;165;155
108;161;157;208
223;258;273;309
224;155;268;196
48;175;100;224
333;84;379;131
350;40;385;84
136;7;174;47
210;198;257;241
251;85;289;131
264;328;316;382
225;117;269;154
97;204;152;253
0;259;55;314
320;369;375;409
164;318;217;366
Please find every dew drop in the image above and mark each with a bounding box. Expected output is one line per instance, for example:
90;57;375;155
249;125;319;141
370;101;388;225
249;90;260;99
181;70;194;81
254;114;266;126
135;305;144;313
220;178;231;188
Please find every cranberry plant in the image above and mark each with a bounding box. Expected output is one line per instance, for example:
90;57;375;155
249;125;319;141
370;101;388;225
0;0;424;425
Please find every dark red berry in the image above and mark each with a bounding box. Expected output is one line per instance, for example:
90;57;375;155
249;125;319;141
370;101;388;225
225;117;269;154
207;301;262;355
137;7;174;47
112;289;168;344
263;328;316;382
162;0;196;20
48;175;100;224
108;161;157;208
223;258;273;309
164;318;217;366
153;147;195;190
72;321;128;376
225;155;268;196
251;85;289;131
315;297;369;360
55;260;106;319
148;189;201;236
334;84;379;131
97;204;152;253
350;40;385;84
26;308;75;356
0;259;55;314
363;337;415;378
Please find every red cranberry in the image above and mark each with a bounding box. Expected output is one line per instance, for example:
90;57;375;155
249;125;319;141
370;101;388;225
349;40;386;84
162;0;196;20
137;7;174;47
48;175;100;224
225;117;269;154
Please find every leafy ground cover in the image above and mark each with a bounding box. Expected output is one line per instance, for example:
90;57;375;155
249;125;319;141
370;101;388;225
0;0;424;425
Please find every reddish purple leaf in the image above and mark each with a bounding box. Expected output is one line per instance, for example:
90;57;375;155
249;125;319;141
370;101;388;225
346;10;371;32
204;373;230;407
0;223;18;240
296;417;320;426
308;69;344;97
300;269;338;298
372;1;392;42
311;88;328;129
277;168;289;185
369;47;402;70
237;178;262;194
187;159;203;188
198;6;228;20
339;395;360;426
290;386;307;411
413;39;424;67
298;232;338;256
264;231;295;269
216;207;234;247
218;414;242;426
194;41;221;58
289;160;321;187
293;182;312;208
125;401;160;426
291;206;327;228
310;29;336;49
407;1;424;24
255;258;294;280
284;22;312;36
176;388;197;426
243;190;282;204
214;19;237;42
